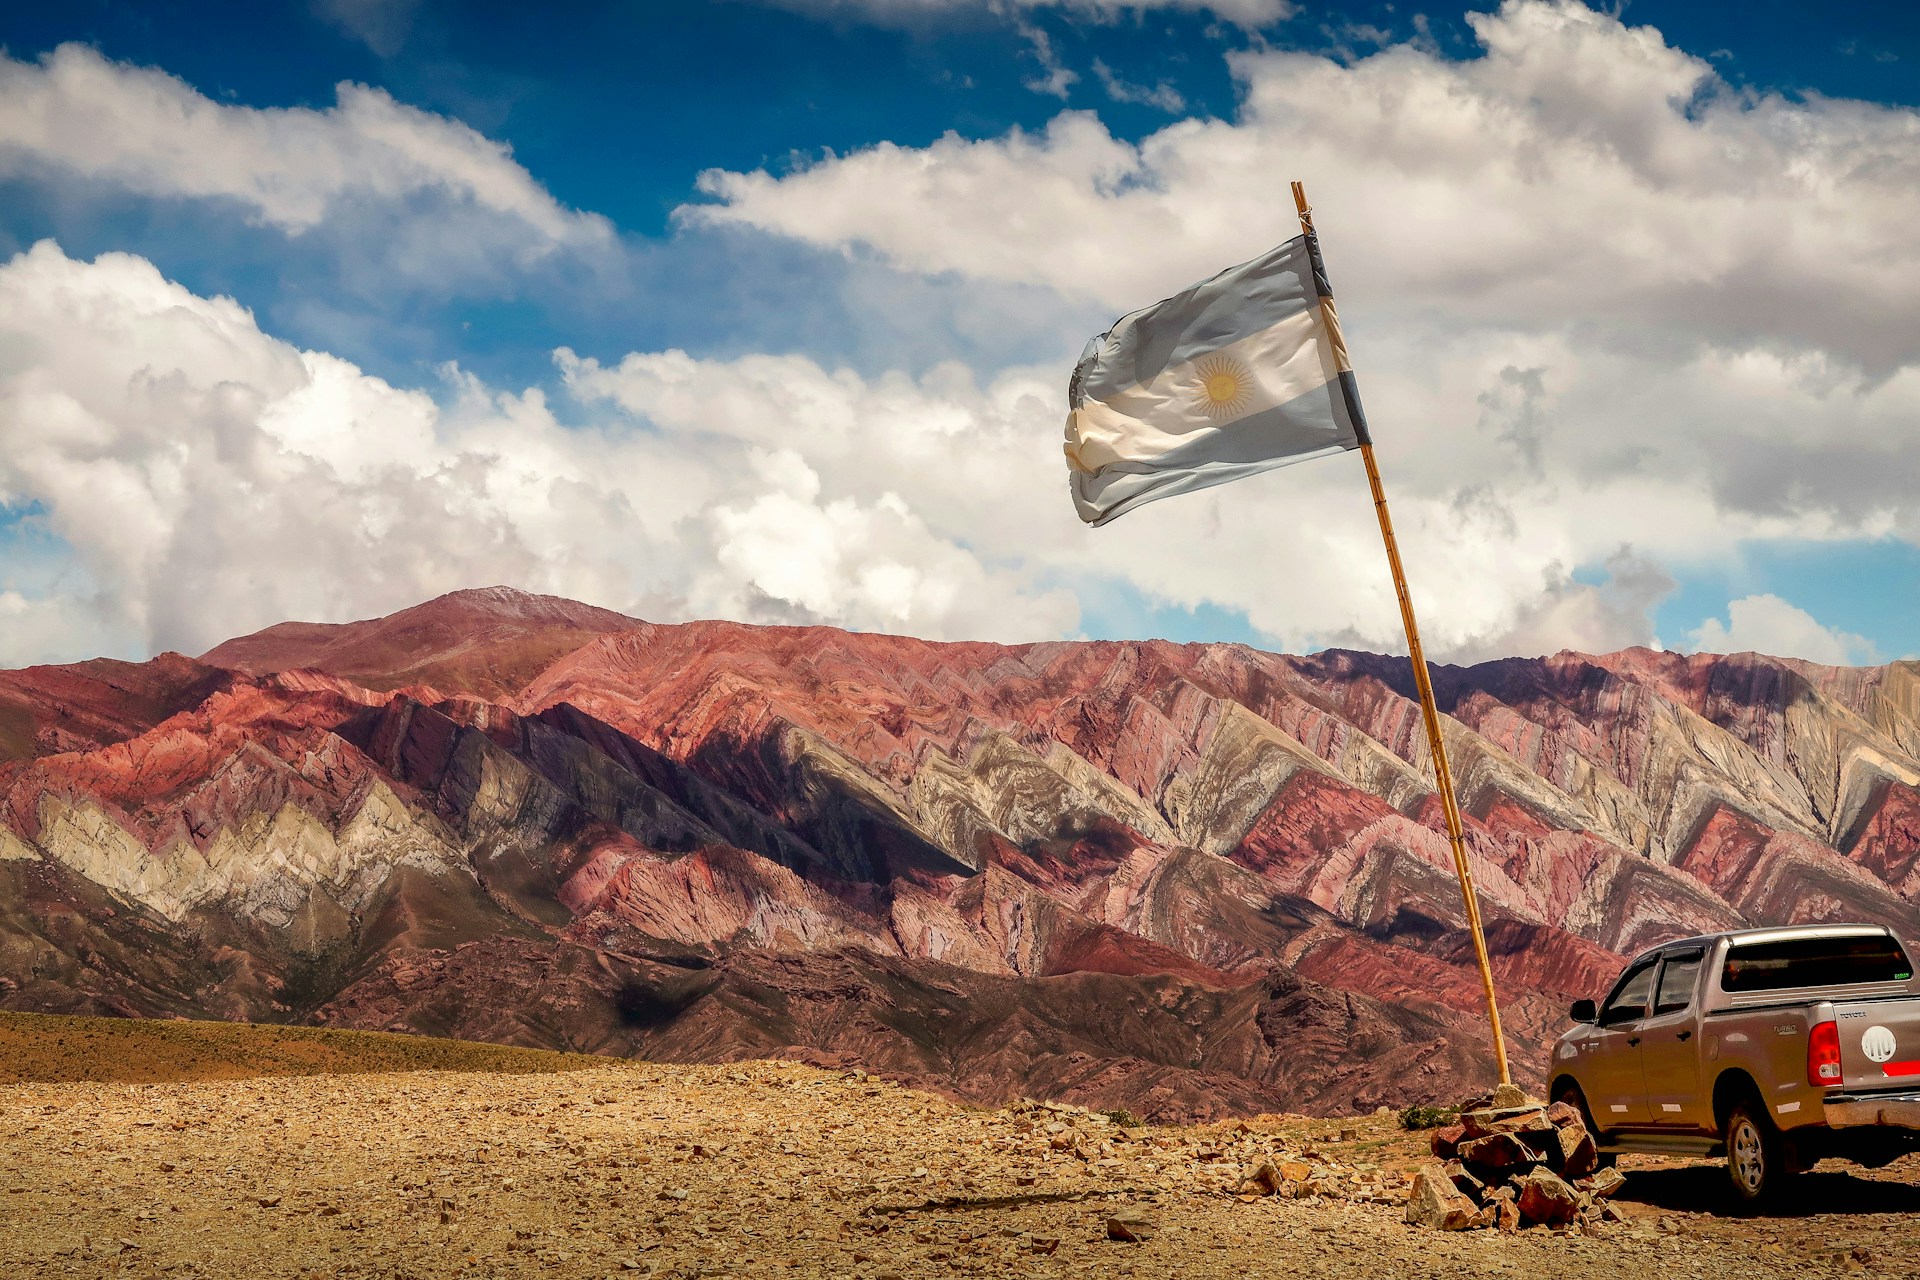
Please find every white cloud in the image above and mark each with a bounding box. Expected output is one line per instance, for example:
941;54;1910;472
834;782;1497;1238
1688;595;1876;666
674;0;1920;660
689;1;1920;372
758;0;1293;29
0;239;1895;673
0;242;1073;665
1018;22;1079;100
313;0;423;57
0;43;609;257
3;4;1910;671
1091;58;1186;113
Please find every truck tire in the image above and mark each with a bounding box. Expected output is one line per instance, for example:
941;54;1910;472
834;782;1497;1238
1552;1080;1617;1170
1725;1100;1783;1208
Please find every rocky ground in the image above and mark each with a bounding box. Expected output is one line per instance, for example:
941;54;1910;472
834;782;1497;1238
6;1036;1920;1278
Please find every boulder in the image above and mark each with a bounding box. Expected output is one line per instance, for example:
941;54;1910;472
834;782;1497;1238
1404;1165;1479;1232
1555;1121;1599;1180
1513;1167;1582;1228
1442;1159;1484;1199
1491;1083;1530;1109
1545;1101;1582;1128
1484;1184;1522;1235
1461;1106;1555;1141
1429;1124;1466;1160
1457;1131;1548;1171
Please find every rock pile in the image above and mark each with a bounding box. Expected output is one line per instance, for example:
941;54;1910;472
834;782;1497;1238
1404;1090;1625;1234
1001;1099;1407;1208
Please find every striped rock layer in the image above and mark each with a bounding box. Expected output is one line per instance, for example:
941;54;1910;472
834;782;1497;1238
2;587;1915;1120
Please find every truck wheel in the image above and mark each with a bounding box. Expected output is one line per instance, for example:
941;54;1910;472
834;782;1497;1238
1553;1081;1617;1170
1725;1101;1782;1208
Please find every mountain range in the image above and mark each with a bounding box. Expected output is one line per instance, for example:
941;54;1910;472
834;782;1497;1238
3;586;1915;1120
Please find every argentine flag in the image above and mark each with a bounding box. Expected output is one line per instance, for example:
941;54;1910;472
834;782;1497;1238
1063;233;1370;526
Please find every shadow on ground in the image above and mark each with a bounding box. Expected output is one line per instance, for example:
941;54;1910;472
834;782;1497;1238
1620;1162;1920;1218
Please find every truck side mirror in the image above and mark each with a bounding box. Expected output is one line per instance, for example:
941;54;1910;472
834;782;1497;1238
1570;999;1597;1024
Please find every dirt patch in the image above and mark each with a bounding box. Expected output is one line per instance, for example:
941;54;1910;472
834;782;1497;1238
4;1020;1918;1277
0;1011;604;1084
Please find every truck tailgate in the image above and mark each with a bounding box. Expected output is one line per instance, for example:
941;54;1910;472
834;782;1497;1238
1835;999;1920;1089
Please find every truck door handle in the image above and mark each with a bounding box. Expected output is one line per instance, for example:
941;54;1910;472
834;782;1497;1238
1677;1030;1692;1041
1627;1037;1640;1047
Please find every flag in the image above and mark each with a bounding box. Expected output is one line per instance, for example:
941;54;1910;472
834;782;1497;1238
1063;232;1370;526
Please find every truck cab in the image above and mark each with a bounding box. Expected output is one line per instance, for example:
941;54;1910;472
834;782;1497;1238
1549;924;1920;1204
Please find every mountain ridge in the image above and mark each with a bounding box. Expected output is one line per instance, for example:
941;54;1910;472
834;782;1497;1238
2;587;1914;1120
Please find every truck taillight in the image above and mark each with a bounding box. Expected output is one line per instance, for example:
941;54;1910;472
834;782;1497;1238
1809;1019;1843;1086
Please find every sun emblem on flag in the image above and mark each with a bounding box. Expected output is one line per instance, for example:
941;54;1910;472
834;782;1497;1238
1194;354;1253;420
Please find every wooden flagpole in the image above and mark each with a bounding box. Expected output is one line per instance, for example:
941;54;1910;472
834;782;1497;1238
1291;181;1512;1086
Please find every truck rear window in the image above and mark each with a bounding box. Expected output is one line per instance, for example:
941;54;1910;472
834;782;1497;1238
1721;934;1914;993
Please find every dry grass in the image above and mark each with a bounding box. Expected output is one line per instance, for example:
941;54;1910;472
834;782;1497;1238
0;1011;603;1085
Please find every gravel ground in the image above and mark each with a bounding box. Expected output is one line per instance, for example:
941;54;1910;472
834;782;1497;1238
4;1060;1919;1279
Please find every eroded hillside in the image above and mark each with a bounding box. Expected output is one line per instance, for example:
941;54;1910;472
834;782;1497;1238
3;587;1917;1117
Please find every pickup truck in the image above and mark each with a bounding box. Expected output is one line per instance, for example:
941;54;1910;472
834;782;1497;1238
1549;923;1920;1205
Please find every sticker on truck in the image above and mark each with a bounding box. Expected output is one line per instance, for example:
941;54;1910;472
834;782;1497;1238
1860;1024;1920;1077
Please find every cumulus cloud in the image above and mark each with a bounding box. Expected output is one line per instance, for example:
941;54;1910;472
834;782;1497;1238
691;2;1920;370
1688;595;1877;666
757;0;1293;29
555;332;1711;662
678;0;1920;658
1;3;1903;671
0;43;609;258
0;238;1884;673
0;242;1073;664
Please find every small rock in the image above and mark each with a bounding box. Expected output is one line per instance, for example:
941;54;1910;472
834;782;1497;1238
1581;1166;1627;1200
1490;1083;1529;1109
1239;1160;1283;1196
1107;1209;1156;1243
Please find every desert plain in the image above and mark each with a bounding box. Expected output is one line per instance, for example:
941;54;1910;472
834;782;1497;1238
4;1014;1920;1279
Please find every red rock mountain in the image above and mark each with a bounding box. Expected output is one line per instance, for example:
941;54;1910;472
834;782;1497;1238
3;587;1916;1119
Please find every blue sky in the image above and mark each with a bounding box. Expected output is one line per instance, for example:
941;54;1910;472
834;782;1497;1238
0;0;1915;667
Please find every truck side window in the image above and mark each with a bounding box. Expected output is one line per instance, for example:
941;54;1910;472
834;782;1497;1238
1654;950;1704;1015
1599;957;1658;1026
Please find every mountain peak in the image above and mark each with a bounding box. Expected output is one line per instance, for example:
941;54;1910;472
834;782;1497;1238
199;586;642;696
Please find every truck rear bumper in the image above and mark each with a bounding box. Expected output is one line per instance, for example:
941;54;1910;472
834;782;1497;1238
1823;1090;1920;1129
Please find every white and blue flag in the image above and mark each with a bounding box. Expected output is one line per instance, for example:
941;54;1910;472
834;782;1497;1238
1064;232;1370;526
